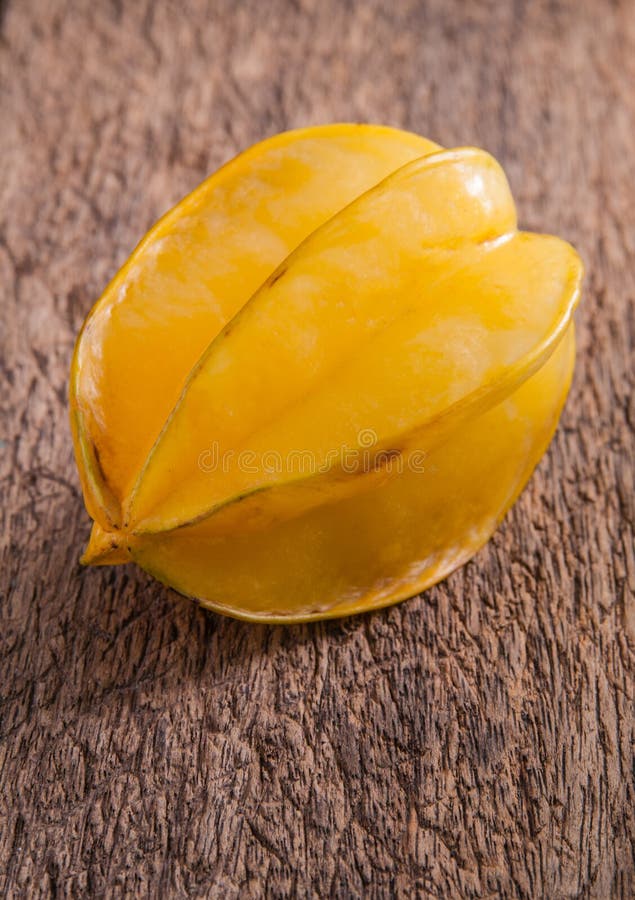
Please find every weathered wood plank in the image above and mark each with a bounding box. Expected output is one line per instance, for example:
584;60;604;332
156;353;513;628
1;0;633;896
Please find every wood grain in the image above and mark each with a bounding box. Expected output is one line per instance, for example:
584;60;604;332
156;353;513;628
1;0;633;896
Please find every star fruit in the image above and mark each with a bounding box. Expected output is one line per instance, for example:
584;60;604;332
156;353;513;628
70;124;583;622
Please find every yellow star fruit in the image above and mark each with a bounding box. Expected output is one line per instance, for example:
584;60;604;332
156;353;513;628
70;124;583;622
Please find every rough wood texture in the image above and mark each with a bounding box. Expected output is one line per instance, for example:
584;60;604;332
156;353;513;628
1;1;633;897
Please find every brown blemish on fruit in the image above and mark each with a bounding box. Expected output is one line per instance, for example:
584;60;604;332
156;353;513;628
268;264;288;288
374;448;401;471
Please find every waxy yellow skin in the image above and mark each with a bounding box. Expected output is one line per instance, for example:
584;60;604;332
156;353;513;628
70;124;583;622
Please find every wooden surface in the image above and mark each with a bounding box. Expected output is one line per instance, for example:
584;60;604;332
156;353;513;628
1;1;634;896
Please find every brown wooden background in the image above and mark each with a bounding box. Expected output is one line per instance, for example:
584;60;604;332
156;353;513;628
1;1;634;897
